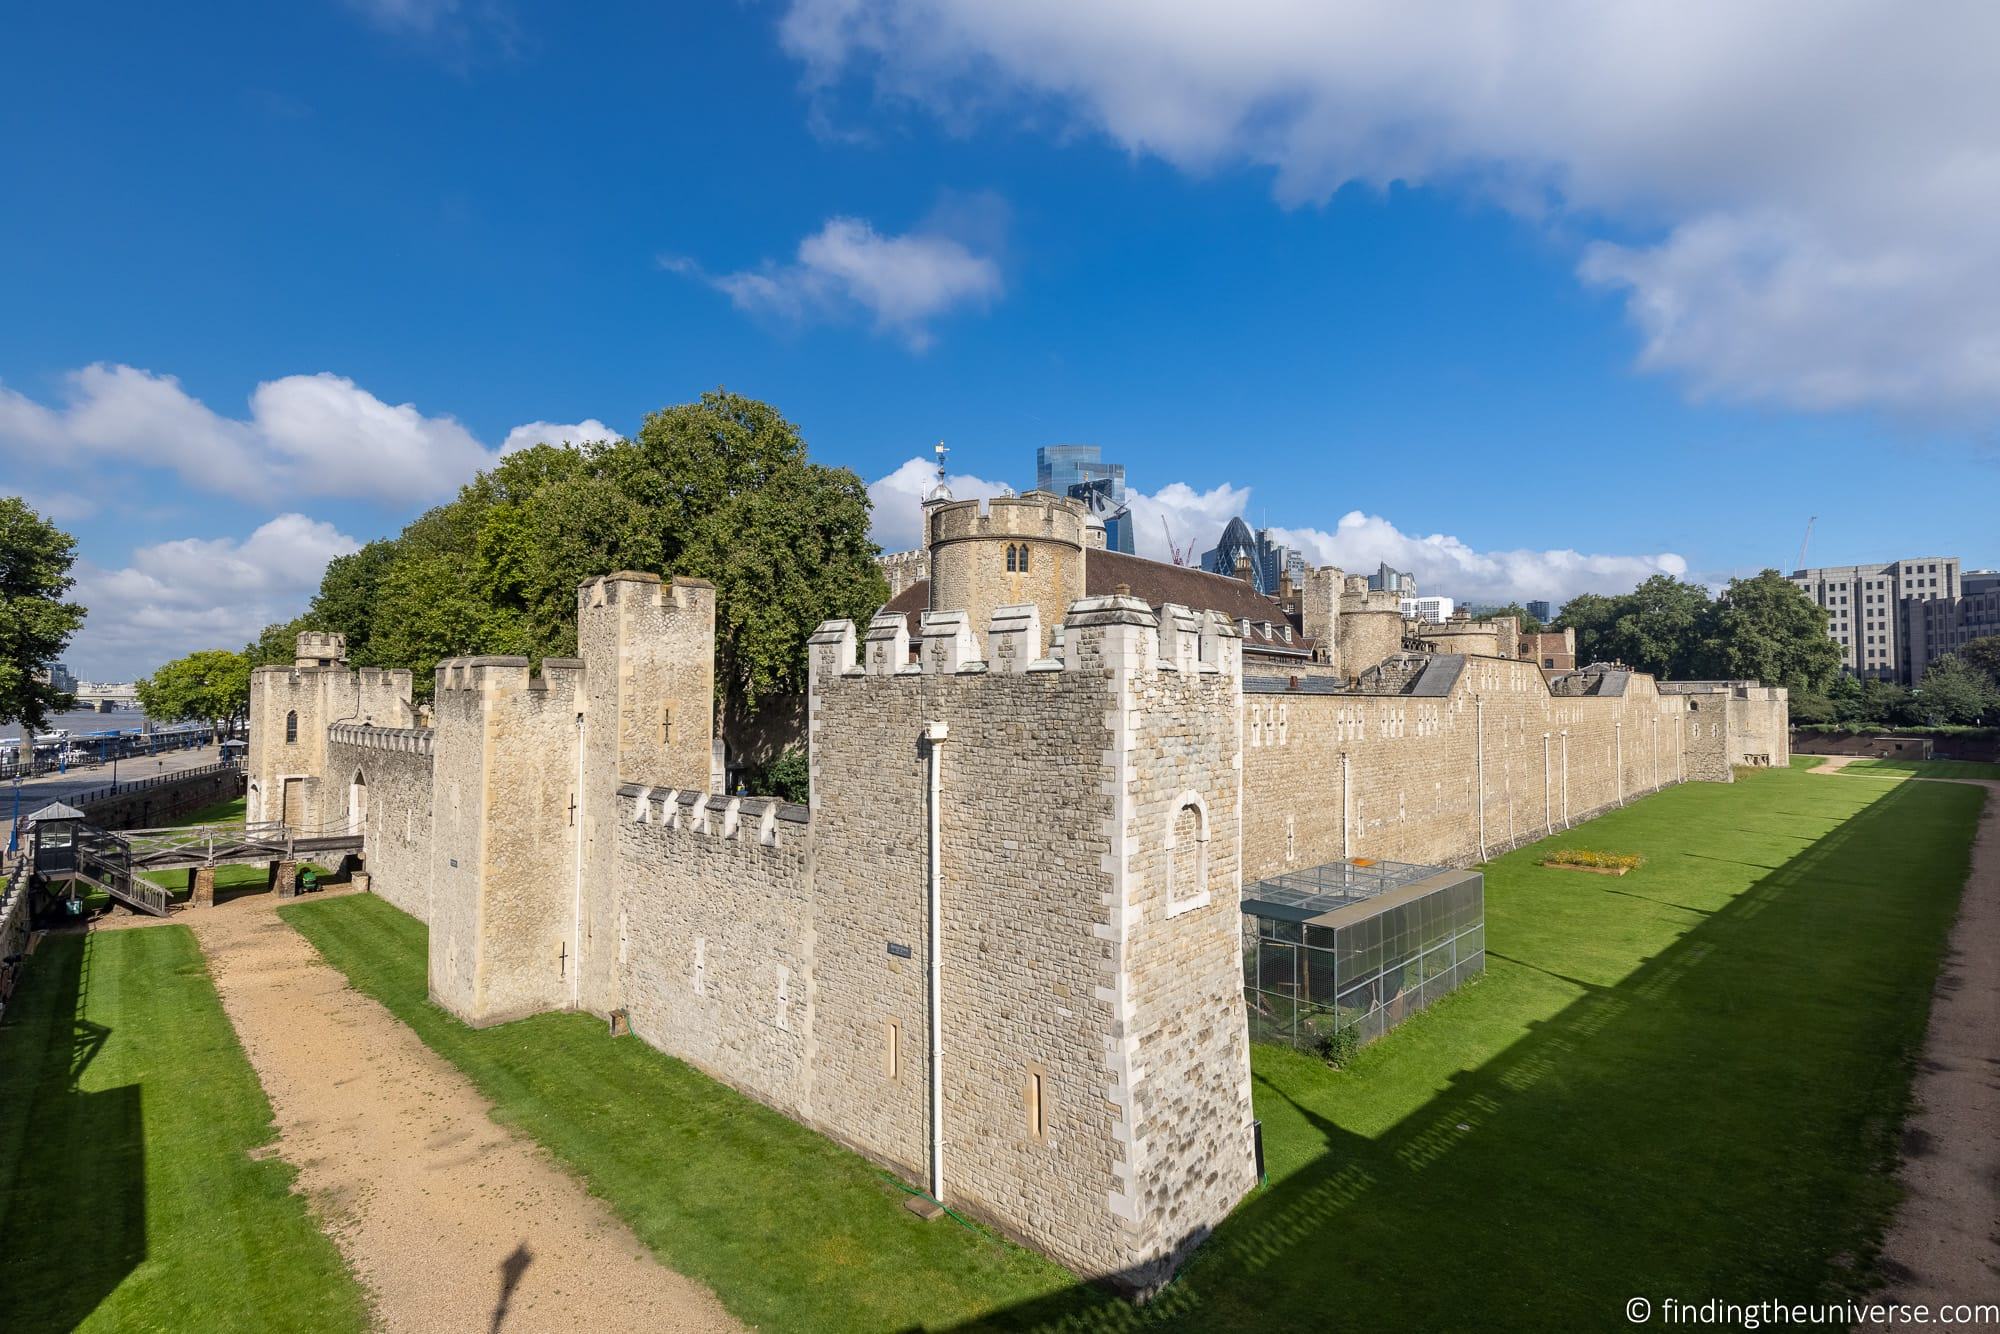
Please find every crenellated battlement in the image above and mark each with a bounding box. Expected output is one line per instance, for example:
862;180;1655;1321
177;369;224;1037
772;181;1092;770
924;492;1089;549
620;783;807;846
433;656;586;703
578;570;716;613
329;723;434;755
809;596;1243;682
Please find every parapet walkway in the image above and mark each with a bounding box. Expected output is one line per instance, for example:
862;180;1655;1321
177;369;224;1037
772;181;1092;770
183;893;739;1334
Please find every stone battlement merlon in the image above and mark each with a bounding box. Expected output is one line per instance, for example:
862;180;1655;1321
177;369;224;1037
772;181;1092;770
924;492;1090;548
329;723;436;755
432;656;586;701
620;784;806;845
577;570;716;612
812;596;1243;681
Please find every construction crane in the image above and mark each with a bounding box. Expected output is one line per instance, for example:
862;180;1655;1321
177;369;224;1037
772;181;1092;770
1161;516;1188;566
1797;515;1817;572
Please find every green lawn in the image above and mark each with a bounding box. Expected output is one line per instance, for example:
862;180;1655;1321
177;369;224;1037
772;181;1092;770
0;928;367;1333
279;894;1083;1332
1839;757;2000;781
284;766;1984;1332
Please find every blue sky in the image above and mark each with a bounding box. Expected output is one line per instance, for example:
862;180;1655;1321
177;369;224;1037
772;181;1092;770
5;2;1996;680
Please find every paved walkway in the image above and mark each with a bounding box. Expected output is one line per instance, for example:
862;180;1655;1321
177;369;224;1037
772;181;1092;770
1814;762;2000;1322
183;894;740;1334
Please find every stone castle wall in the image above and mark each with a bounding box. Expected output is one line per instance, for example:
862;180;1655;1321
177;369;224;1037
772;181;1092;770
270;566;1786;1296
614;791;816;1122
327;724;434;920
248;660;413;830
427;657;584;1027
1241;658;1710;880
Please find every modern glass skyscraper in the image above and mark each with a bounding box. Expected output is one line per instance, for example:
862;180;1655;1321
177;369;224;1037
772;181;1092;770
1037;444;1134;553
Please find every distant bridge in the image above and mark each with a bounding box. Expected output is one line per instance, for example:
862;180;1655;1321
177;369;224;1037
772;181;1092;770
72;683;140;712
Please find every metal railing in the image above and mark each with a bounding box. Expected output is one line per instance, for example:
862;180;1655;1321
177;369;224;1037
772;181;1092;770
65;759;245;811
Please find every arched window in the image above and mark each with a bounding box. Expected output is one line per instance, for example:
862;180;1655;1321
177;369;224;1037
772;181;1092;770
1018;544;1029;573
1164;791;1212;917
285;710;298;744
1005;544;1018;573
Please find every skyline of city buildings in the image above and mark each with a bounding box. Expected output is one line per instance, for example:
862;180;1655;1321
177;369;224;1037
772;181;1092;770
1790;556;1963;685
1035;444;1134;553
1199;517;1306;596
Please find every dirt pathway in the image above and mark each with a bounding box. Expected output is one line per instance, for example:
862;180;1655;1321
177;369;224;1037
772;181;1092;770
1815;767;2000;1321
183;894;741;1334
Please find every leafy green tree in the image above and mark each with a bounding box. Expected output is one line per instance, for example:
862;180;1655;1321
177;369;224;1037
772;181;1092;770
1708;569;1842;693
1477;602;1545;634
0;497;87;732
136;648;253;736
1604;575;1718;679
1553;592;1621;666
1959;634;2000;688
1911;655;1996;726
307;539;400;664
245;617;313;668
317;392;887;726
618;391;886;735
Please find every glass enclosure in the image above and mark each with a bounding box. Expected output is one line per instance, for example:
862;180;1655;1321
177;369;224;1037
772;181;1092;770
1243;860;1484;1050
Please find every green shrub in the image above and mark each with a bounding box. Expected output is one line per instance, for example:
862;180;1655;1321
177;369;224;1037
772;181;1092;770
744;747;809;803
1313;1026;1361;1069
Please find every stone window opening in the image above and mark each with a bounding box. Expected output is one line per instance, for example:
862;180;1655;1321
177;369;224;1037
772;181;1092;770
1025;1062;1050;1142
1018;544;1029;572
661;705;672;745
1164;791;1213;917
285;709;298;744
884;1020;900;1079
1006;544;1018;573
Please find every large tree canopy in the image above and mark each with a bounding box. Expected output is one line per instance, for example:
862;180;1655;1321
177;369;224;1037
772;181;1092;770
1706;569;1842;693
0;497;87;732
285;392;887;724
136;649;252;733
1555;568;1838;694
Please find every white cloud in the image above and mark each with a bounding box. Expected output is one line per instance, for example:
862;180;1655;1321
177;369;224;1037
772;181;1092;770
0;364;608;507
867;458;1682;606
866;456;1015;550
500;419;618;454
69;514;361;680
669;215;1003;351
1266;513;1687;609
1125;481;1254;565
781;1;2000;418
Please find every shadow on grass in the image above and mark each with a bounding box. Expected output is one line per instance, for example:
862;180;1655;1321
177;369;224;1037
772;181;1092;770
0;934;147;1331
943;778;1968;1332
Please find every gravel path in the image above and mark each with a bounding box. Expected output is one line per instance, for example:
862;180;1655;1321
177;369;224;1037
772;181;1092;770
184;894;742;1334
1815;764;2000;1322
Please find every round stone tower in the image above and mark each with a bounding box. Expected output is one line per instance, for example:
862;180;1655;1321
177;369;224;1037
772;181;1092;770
926;491;1088;655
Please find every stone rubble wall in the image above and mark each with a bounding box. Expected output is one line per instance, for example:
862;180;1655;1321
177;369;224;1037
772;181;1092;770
328;725;435;921
1241;656;1702;880
615;790;815;1122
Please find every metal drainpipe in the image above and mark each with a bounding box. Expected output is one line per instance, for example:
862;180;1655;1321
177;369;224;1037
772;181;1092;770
1340;751;1352;859
1615;720;1625;806
1561;728;1570;828
1542;732;1552;836
1475;696;1487;859
572;711;585;1008
923;719;949;1204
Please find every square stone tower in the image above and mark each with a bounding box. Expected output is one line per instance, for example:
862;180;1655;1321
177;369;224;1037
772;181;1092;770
427;656;586;1026
575;572;717;1016
247;632;413;830
805;593;1258;1290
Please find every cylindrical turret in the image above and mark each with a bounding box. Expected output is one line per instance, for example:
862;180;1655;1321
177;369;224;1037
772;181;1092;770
926;492;1088;656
